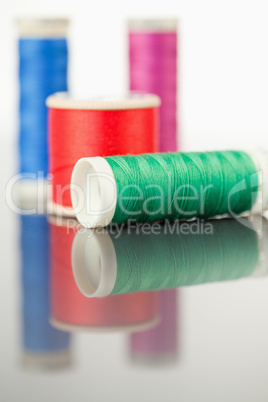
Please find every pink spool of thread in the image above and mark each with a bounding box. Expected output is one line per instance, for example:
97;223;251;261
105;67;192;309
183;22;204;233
128;19;178;152
130;289;178;365
128;19;179;365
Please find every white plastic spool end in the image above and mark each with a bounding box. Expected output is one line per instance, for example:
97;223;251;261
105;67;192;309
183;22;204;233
17;18;69;37
251;216;268;278
247;149;268;215
72;228;117;298
10;177;48;213
46;92;161;110
71;157;117;228
128;18;178;32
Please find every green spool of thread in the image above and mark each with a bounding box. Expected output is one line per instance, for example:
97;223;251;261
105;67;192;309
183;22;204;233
72;219;260;297
71;150;267;228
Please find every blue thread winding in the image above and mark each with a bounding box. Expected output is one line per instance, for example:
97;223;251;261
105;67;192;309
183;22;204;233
19;38;68;176
21;215;70;352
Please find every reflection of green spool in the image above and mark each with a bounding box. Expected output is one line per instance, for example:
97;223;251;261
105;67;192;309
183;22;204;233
72;219;260;297
110;220;259;295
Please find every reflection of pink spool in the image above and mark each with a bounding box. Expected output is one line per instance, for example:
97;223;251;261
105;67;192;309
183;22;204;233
130;289;178;364
50;220;160;333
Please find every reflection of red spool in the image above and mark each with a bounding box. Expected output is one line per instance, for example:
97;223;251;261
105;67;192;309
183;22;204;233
130;289;178;364
50;221;159;332
47;94;160;212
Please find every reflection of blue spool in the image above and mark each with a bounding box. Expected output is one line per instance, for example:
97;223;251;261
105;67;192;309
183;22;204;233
21;215;71;368
19;30;68;176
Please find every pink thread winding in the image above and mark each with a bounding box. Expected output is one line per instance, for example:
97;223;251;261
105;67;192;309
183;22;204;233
129;27;178;152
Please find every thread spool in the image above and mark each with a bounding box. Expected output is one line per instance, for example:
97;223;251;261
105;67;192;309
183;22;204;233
128;19;178;152
130;289;179;365
46;92;160;217
128;22;179;364
72;218;264;297
50;218;159;333
71;149;268;227
20;214;72;370
18;18;69;182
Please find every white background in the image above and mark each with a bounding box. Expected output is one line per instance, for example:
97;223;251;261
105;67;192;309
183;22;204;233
1;0;268;152
1;2;268;402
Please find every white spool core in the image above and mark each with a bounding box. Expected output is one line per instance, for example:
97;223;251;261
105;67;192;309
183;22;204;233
72;228;117;297
6;177;48;214
128;18;178;32
51;316;160;334
21;350;72;371
71;157;117;228
46;92;161;110
17;18;69;37
247;149;268;215
47;201;76;218
251;216;268;277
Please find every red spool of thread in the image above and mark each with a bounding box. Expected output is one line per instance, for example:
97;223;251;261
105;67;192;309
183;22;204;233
46;93;160;216
50;218;160;332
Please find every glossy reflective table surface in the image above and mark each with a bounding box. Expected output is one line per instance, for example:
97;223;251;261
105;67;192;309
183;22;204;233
2;141;268;402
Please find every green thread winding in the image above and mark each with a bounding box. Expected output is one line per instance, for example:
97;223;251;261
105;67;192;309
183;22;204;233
104;151;258;224
110;219;259;295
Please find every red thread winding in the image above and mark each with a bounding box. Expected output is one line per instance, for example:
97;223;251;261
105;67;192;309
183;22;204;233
49;106;159;208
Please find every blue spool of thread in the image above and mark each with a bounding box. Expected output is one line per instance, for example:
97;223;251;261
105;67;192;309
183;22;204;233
20;214;71;354
18;19;68;176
